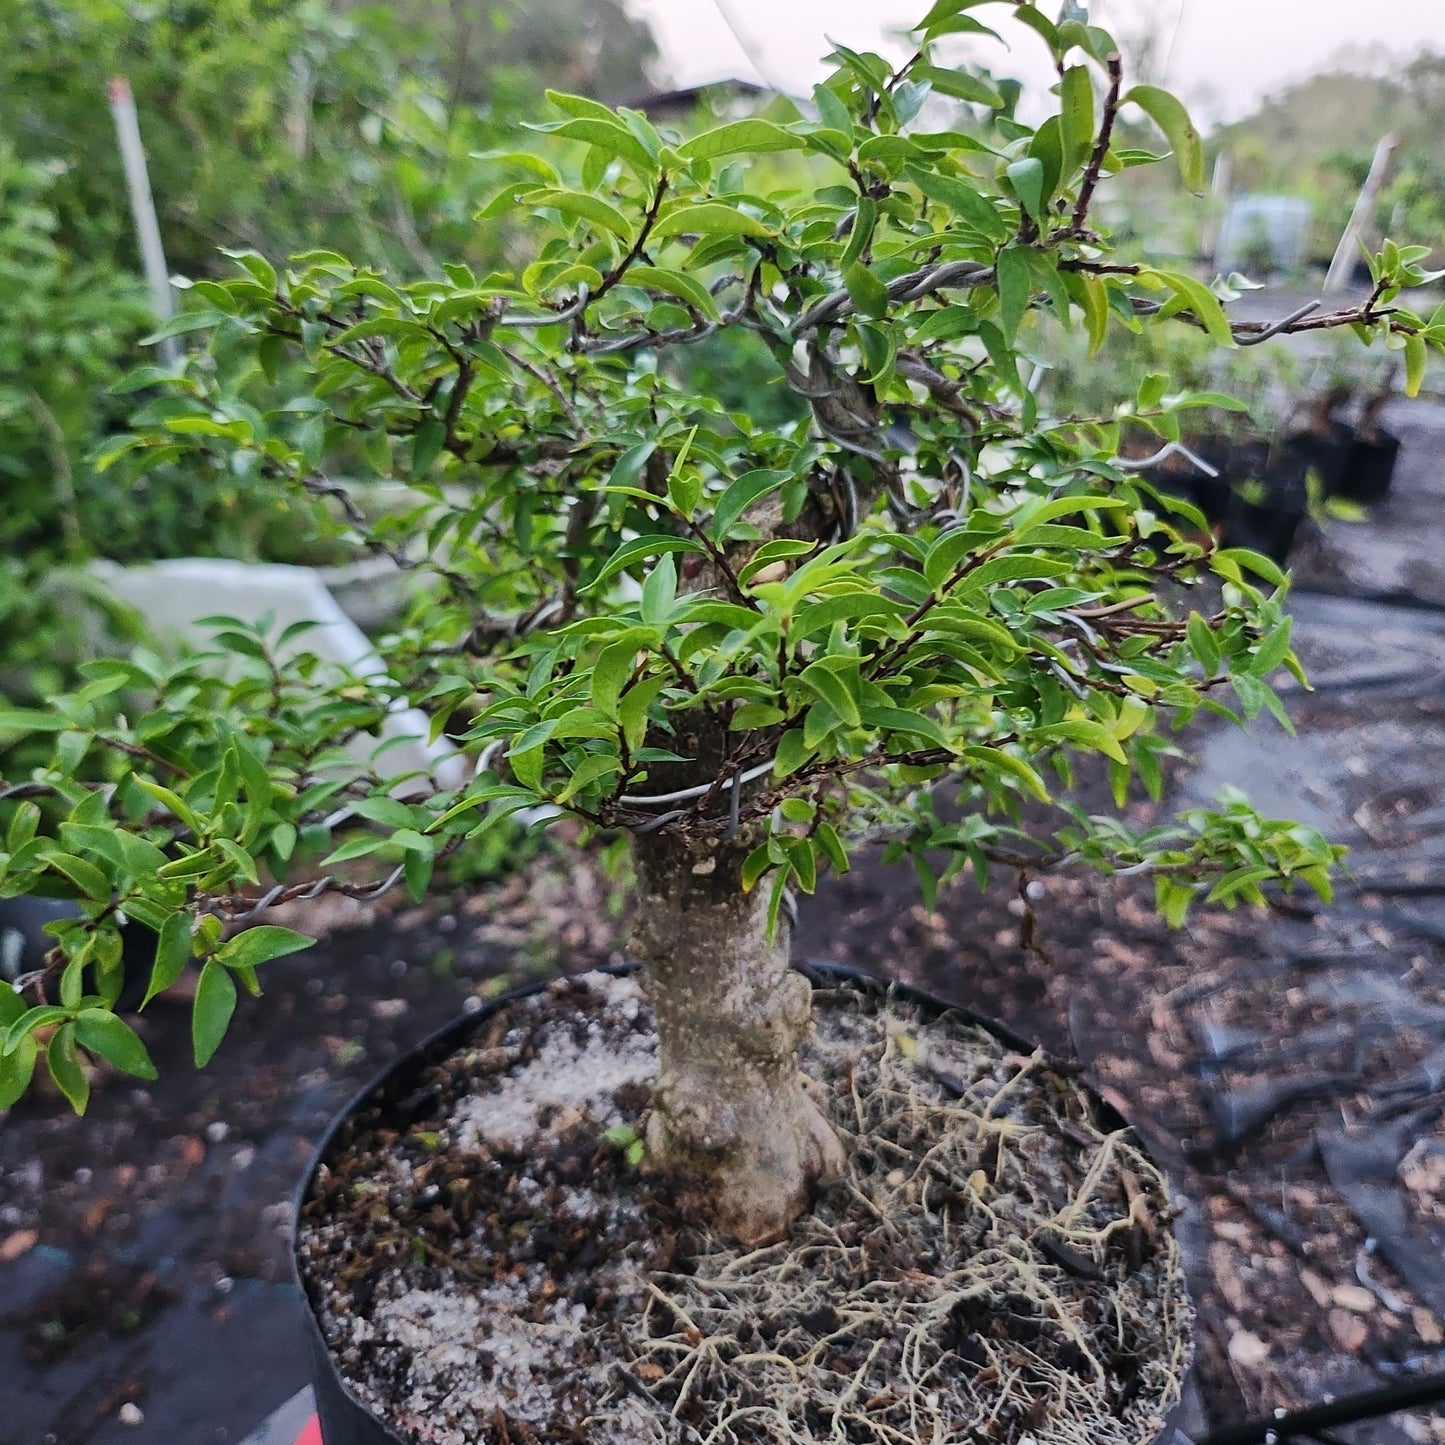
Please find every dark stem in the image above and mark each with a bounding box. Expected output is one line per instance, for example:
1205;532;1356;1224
1069;54;1123;237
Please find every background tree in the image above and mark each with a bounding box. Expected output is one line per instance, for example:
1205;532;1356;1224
1213;53;1445;270
2;0;1442;1245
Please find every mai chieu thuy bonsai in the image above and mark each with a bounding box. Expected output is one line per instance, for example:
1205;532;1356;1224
2;3;1440;1440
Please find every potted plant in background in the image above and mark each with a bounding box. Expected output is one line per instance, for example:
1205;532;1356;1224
3;2;1442;1440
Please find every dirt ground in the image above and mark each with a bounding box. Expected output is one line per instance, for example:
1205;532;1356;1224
3;400;1445;1445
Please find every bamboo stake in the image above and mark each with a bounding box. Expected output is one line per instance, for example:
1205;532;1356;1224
1324;132;1399;295
1200;150;1231;272
107;75;181;366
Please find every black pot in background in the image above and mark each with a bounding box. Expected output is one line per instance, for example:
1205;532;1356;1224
0;895;153;1012
1288;420;1355;497
291;961;1195;1445
1220;445;1310;565
1337;429;1401;504
1143;451;1231;526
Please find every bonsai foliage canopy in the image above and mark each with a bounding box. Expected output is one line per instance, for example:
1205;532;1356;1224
2;0;1442;1230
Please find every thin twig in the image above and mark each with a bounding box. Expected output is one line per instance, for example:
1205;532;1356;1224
1069;55;1123;237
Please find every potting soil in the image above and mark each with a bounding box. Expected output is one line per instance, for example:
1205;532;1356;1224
297;971;1190;1445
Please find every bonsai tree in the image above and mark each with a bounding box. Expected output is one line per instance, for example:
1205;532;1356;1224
2;1;1441;1247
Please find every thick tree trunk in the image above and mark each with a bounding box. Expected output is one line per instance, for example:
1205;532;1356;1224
630;832;846;1246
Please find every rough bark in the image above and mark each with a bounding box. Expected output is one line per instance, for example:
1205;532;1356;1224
630;831;846;1246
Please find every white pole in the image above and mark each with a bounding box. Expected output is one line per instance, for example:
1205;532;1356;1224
1201;150;1231;271
107;76;181;367
1324;132;1399;295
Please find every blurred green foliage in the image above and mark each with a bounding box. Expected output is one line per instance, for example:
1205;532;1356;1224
0;0;660;700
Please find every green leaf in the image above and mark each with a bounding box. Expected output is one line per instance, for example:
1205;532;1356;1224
44;852;111;902
607;440;657;493
143;913;193;1008
741;844;773;892
1059;65;1095;173
217;925;315;971
321;835;387;865
592;640;639;718
133;777;205;832
74;1010;157;1081
1071;271;1109;356
815;821;849;875
641;554;678;624
789;837;817;894
680;119;805;161
0;984;24;1030
0;1036;38;1111
525;187;633;238
813;83;854;134
996;245;1031;342
1005;157;1046;223
838;197;876;271
1187;612;1221;676
1029;719;1128;765
798;662;861;727
915;0;1000;39
739;539;816;586
541;118;658;177
731;703;787;729
652;203;773;240
404;850;434;901
412;419;446;476
627;266;720;320
618;676;665;754
792;593;907;638
1154;270;1234;346
1125;86;1204;193
909;169;1010;241
4;1006;70;1054
1249;617;1294;678
859;706;951;750
910;66;1003;108
0;710;70;736
508;741;545;792
774;728;811;778
140;309;228;344
1216;547;1287;590
556;753;622;803
192;961;238;1068
350;797;417;829
1405;333;1428;398
543;89;619;122
843;262;890;320
6;802;40;852
587;535;707;590
47;1024;89;1114
766;868;790;942
711;469;790;541
961;745;1051;802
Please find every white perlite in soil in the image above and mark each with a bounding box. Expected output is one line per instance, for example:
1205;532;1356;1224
298;970;1192;1445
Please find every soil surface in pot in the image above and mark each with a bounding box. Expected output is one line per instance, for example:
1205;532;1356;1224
298;970;1189;1445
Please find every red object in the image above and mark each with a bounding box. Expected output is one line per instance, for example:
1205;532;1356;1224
293;1417;323;1445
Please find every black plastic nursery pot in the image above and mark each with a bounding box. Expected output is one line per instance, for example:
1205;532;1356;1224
291;961;1197;1445
1143;450;1231;526
1217;444;1310;565
1337;429;1401;504
1289;420;1356;498
1221;494;1305;566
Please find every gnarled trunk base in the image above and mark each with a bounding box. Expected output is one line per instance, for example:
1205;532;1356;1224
631;835;845;1246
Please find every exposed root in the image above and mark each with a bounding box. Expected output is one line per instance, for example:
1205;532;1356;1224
607;986;1191;1445
303;973;1191;1445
